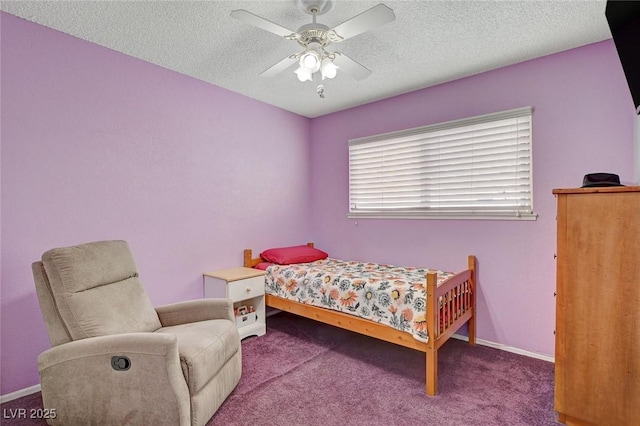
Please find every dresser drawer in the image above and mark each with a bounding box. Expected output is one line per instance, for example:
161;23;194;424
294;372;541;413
228;275;265;301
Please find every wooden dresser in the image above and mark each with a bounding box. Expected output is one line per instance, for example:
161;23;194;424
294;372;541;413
553;186;640;425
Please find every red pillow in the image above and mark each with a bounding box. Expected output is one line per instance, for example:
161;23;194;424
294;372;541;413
260;245;328;265
254;262;273;270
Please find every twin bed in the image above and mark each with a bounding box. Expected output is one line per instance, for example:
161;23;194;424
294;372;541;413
243;243;476;396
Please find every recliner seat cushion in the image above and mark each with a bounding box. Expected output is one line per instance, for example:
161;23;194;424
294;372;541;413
42;240;162;339
156;319;240;394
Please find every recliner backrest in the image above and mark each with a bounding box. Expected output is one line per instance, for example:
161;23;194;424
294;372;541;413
38;240;162;341
32;260;73;346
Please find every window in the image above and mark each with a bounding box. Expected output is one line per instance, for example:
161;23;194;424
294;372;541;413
348;107;536;220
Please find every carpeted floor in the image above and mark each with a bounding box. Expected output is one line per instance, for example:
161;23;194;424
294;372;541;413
211;312;559;425
2;312;560;425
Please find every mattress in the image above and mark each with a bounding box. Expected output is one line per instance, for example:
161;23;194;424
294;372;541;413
264;258;455;342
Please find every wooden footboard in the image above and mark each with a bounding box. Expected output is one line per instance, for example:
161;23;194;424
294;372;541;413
425;256;476;394
244;245;476;396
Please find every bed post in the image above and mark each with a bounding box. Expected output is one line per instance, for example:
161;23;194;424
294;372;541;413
425;271;438;396
243;249;253;268
468;255;476;346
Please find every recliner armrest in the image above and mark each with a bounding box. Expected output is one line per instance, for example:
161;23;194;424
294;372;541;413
38;333;190;425
155;298;234;326
38;333;178;369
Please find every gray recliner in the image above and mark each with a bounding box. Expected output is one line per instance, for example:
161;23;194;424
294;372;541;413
32;240;241;425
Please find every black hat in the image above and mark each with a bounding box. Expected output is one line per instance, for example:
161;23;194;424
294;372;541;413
581;173;623;187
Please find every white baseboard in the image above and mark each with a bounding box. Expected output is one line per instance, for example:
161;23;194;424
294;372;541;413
265;308;281;317
0;384;41;404
453;333;555;363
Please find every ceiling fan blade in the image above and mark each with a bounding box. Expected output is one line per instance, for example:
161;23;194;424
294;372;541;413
230;9;297;38
330;4;395;41
260;55;299;77
333;53;372;81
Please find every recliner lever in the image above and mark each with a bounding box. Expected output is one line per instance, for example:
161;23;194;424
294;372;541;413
111;356;131;371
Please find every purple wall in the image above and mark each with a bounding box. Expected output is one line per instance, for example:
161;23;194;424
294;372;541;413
308;40;635;358
0;13;310;395
1;11;636;397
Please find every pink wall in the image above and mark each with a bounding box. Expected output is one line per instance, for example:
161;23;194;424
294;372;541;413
308;40;635;358
0;13;310;395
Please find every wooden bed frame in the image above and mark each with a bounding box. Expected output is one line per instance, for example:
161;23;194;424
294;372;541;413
244;243;476;396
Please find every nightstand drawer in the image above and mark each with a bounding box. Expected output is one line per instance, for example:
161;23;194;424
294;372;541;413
228;275;265;301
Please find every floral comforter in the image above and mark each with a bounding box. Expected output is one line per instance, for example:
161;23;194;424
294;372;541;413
264;258;455;343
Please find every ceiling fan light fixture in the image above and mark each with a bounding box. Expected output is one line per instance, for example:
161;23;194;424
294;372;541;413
320;58;338;80
295;66;313;82
299;50;321;73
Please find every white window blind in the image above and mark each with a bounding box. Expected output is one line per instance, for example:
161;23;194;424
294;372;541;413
348;107;536;220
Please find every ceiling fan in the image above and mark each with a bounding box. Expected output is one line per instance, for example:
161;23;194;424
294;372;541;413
230;0;395;98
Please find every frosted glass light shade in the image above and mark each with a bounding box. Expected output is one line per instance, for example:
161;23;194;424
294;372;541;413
299;51;321;73
321;58;338;80
295;66;313;82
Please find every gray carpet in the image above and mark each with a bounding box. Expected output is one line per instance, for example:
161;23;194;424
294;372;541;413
1;312;559;425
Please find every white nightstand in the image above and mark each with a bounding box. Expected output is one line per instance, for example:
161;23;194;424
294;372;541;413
203;267;266;339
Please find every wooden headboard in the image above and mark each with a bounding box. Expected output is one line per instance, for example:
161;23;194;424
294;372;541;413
243;242;314;268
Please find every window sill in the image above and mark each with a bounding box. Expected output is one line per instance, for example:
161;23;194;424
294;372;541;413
347;212;538;221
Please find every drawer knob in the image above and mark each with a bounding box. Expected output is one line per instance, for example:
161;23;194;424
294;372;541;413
245;288;252;293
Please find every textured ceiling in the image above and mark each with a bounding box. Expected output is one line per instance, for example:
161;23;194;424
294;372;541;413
1;0;613;118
